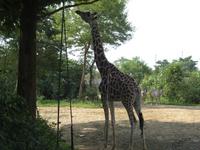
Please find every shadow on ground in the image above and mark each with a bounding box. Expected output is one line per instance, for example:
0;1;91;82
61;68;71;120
143;104;200;110
109;102;200;110
61;119;200;150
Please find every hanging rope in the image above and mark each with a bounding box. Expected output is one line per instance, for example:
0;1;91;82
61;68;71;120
56;0;74;149
62;2;74;150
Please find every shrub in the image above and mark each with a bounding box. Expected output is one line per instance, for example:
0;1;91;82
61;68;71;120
84;86;99;100
0;90;69;150
181;72;200;103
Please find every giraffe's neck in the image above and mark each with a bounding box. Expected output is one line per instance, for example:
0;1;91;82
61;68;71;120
90;21;110;75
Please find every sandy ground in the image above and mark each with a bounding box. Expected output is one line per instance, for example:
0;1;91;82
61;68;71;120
38;104;200;150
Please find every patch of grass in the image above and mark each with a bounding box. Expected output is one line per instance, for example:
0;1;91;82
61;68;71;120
37;98;102;108
38;97;200;108
59;141;71;150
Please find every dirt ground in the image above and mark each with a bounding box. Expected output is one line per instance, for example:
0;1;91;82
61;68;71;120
38;103;200;150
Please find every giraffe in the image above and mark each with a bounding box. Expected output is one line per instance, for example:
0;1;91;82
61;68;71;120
76;10;147;150
150;89;162;105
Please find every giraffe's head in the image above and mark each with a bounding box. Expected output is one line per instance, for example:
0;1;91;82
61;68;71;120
75;10;97;24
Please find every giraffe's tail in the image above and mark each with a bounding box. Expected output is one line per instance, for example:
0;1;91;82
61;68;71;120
134;93;143;134
134;93;148;150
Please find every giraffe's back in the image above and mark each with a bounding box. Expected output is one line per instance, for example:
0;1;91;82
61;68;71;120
99;64;141;101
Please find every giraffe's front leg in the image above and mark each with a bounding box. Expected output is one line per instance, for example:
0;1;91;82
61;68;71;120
102;100;109;149
109;101;116;150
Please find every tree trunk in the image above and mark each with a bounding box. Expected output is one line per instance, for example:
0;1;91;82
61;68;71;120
78;42;90;99
17;0;38;118
89;59;95;87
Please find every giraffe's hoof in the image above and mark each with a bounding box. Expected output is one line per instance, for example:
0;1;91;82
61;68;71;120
143;144;148;150
104;143;108;149
128;145;133;150
111;145;115;150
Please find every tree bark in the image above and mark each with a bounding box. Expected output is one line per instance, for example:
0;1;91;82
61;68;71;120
78;42;90;99
17;0;38;118
89;59;95;87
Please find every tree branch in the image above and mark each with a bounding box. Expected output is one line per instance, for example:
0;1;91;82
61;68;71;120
44;0;99;17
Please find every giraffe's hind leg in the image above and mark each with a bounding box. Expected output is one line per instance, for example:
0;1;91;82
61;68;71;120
136;111;147;150
102;99;109;149
122;101;135;150
134;96;147;150
109;101;116;150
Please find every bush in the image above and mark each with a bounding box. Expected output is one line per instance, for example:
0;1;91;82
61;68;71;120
0;71;16;95
181;72;200;103
37;59;82;99
84;86;99;100
0;93;69;150
162;62;184;100
38;76;55;99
